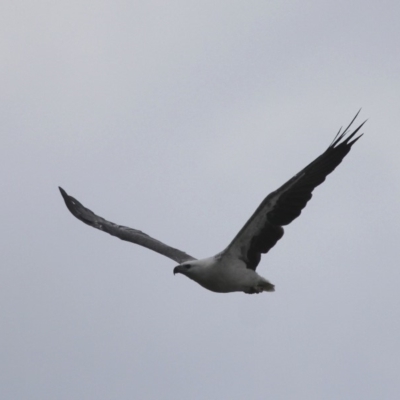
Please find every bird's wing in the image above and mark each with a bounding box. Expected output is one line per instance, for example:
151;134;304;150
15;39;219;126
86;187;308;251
59;187;196;264
222;112;365;270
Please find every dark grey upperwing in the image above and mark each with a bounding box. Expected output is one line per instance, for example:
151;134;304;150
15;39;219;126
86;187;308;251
59;187;196;264
223;112;365;270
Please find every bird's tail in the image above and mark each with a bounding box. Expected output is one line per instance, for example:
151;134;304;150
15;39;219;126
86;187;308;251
260;279;275;292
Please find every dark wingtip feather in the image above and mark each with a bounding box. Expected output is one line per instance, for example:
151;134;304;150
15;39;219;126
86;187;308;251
58;186;94;225
330;111;366;149
59;186;70;202
345;109;362;131
59;187;76;211
347;132;364;147
330;126;343;146
329;109;361;146
59;186;69;205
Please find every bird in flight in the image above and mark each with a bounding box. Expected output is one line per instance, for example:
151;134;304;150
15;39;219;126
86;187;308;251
60;113;365;294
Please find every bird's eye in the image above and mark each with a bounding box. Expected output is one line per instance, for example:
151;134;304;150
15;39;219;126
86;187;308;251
184;264;191;269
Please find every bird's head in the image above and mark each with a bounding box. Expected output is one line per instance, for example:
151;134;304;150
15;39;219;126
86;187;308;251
173;261;196;277
173;258;214;282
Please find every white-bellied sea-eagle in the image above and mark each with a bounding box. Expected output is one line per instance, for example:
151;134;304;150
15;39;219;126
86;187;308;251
59;113;365;294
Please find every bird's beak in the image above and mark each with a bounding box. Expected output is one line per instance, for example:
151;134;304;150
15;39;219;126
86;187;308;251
173;266;182;275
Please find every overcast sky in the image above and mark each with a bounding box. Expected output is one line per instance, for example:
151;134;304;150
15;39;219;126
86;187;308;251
2;1;400;399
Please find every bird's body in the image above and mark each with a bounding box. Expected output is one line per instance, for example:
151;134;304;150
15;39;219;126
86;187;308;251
175;256;274;294
59;113;365;294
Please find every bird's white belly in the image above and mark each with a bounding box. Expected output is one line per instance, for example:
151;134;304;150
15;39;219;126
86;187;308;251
191;260;260;293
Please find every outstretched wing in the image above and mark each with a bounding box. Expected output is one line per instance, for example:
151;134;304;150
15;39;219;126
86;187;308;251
223;112;365;270
59;187;196;264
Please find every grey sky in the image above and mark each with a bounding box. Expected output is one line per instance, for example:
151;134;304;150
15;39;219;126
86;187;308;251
1;1;399;399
